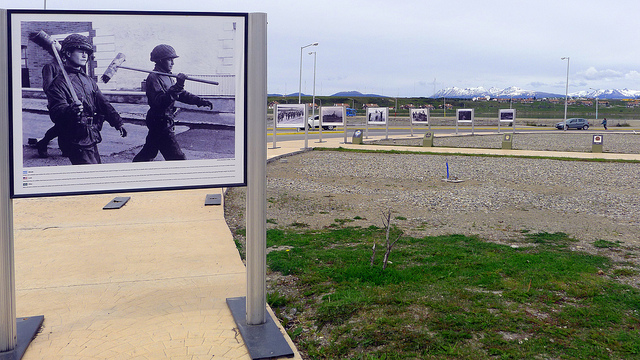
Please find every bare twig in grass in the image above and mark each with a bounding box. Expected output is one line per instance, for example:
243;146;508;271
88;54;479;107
381;209;403;270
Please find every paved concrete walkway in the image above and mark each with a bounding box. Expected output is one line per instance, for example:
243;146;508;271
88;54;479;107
13;133;639;359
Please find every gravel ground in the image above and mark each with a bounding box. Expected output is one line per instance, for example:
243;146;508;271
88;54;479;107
224;132;640;286
374;132;640;153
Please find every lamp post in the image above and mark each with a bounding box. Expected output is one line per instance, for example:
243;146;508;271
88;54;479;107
347;98;355;110
589;87;599;121
309;51;322;142
561;57;570;129
298;42;318;104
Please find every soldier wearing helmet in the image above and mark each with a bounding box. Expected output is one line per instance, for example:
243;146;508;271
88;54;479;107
44;34;127;165
133;44;213;162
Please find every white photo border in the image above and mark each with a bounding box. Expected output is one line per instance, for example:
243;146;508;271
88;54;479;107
456;108;474;122
320;106;345;126
366;107;387;125
274;103;306;129
499;108;516;122
410;108;429;124
7;9;248;198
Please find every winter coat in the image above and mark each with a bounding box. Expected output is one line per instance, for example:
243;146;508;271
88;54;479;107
144;66;209;130
45;65;123;147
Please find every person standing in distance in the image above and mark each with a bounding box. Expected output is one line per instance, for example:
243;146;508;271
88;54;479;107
45;34;127;165
133;44;213;162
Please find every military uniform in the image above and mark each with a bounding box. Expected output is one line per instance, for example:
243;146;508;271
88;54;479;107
133;44;212;162
45;34;125;165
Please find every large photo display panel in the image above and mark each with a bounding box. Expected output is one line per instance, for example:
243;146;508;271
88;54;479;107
499;109;515;122
367;107;387;124
410;108;429;124
320;106;345;126
7;10;247;197
275;103;305;129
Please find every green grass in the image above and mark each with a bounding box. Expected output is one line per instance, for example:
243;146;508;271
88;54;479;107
265;227;640;359
593;239;622;248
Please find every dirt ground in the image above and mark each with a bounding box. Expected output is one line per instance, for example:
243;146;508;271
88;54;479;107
224;150;640;288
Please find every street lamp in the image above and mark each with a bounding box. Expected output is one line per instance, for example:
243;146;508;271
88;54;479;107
589;87;599;120
561;57;570;129
299;42;318;104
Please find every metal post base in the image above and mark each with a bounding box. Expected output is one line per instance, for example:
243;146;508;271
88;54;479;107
226;297;293;360
0;316;44;360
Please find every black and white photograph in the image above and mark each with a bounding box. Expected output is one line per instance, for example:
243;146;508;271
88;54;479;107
320;106;345;126
275;103;306;128
499;109;515;121
457;109;473;121
8;10;247;197
366;107;387;124
410;108;429;124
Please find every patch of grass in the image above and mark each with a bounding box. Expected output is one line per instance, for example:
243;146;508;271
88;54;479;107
266;227;640;359
525;231;576;248
334;218;355;225
613;268;638;277
232;227;246;260
267;290;289;308
593;239;622;248
233;238;245;260
394;216;407;221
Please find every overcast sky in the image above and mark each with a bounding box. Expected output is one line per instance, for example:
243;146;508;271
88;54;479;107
3;0;640;97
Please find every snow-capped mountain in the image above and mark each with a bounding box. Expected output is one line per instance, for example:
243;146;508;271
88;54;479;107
571;88;640;99
433;86;640;99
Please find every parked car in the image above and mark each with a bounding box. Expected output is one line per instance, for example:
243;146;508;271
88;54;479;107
555;118;590;130
300;115;336;131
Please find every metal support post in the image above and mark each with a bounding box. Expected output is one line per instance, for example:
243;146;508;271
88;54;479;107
246;12;267;326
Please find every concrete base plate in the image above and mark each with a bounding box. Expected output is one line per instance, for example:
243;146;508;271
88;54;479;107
0;316;44;360
226;297;294;360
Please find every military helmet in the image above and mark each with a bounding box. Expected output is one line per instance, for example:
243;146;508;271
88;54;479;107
150;44;179;62
60;34;93;54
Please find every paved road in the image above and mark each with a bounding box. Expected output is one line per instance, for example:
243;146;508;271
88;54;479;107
20;111;235;167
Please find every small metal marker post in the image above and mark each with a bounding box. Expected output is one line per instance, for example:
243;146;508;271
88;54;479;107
423;132;434;147
352;129;364;144
502;133;513;150
592;134;603;153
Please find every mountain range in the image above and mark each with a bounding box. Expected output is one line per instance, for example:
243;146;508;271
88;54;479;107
432;86;640;100
269;88;640;99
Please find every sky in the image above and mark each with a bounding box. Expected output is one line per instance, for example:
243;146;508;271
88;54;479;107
3;0;640;97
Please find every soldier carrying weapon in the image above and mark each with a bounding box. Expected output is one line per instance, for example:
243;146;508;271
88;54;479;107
44;34;127;165
132;44;213;162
